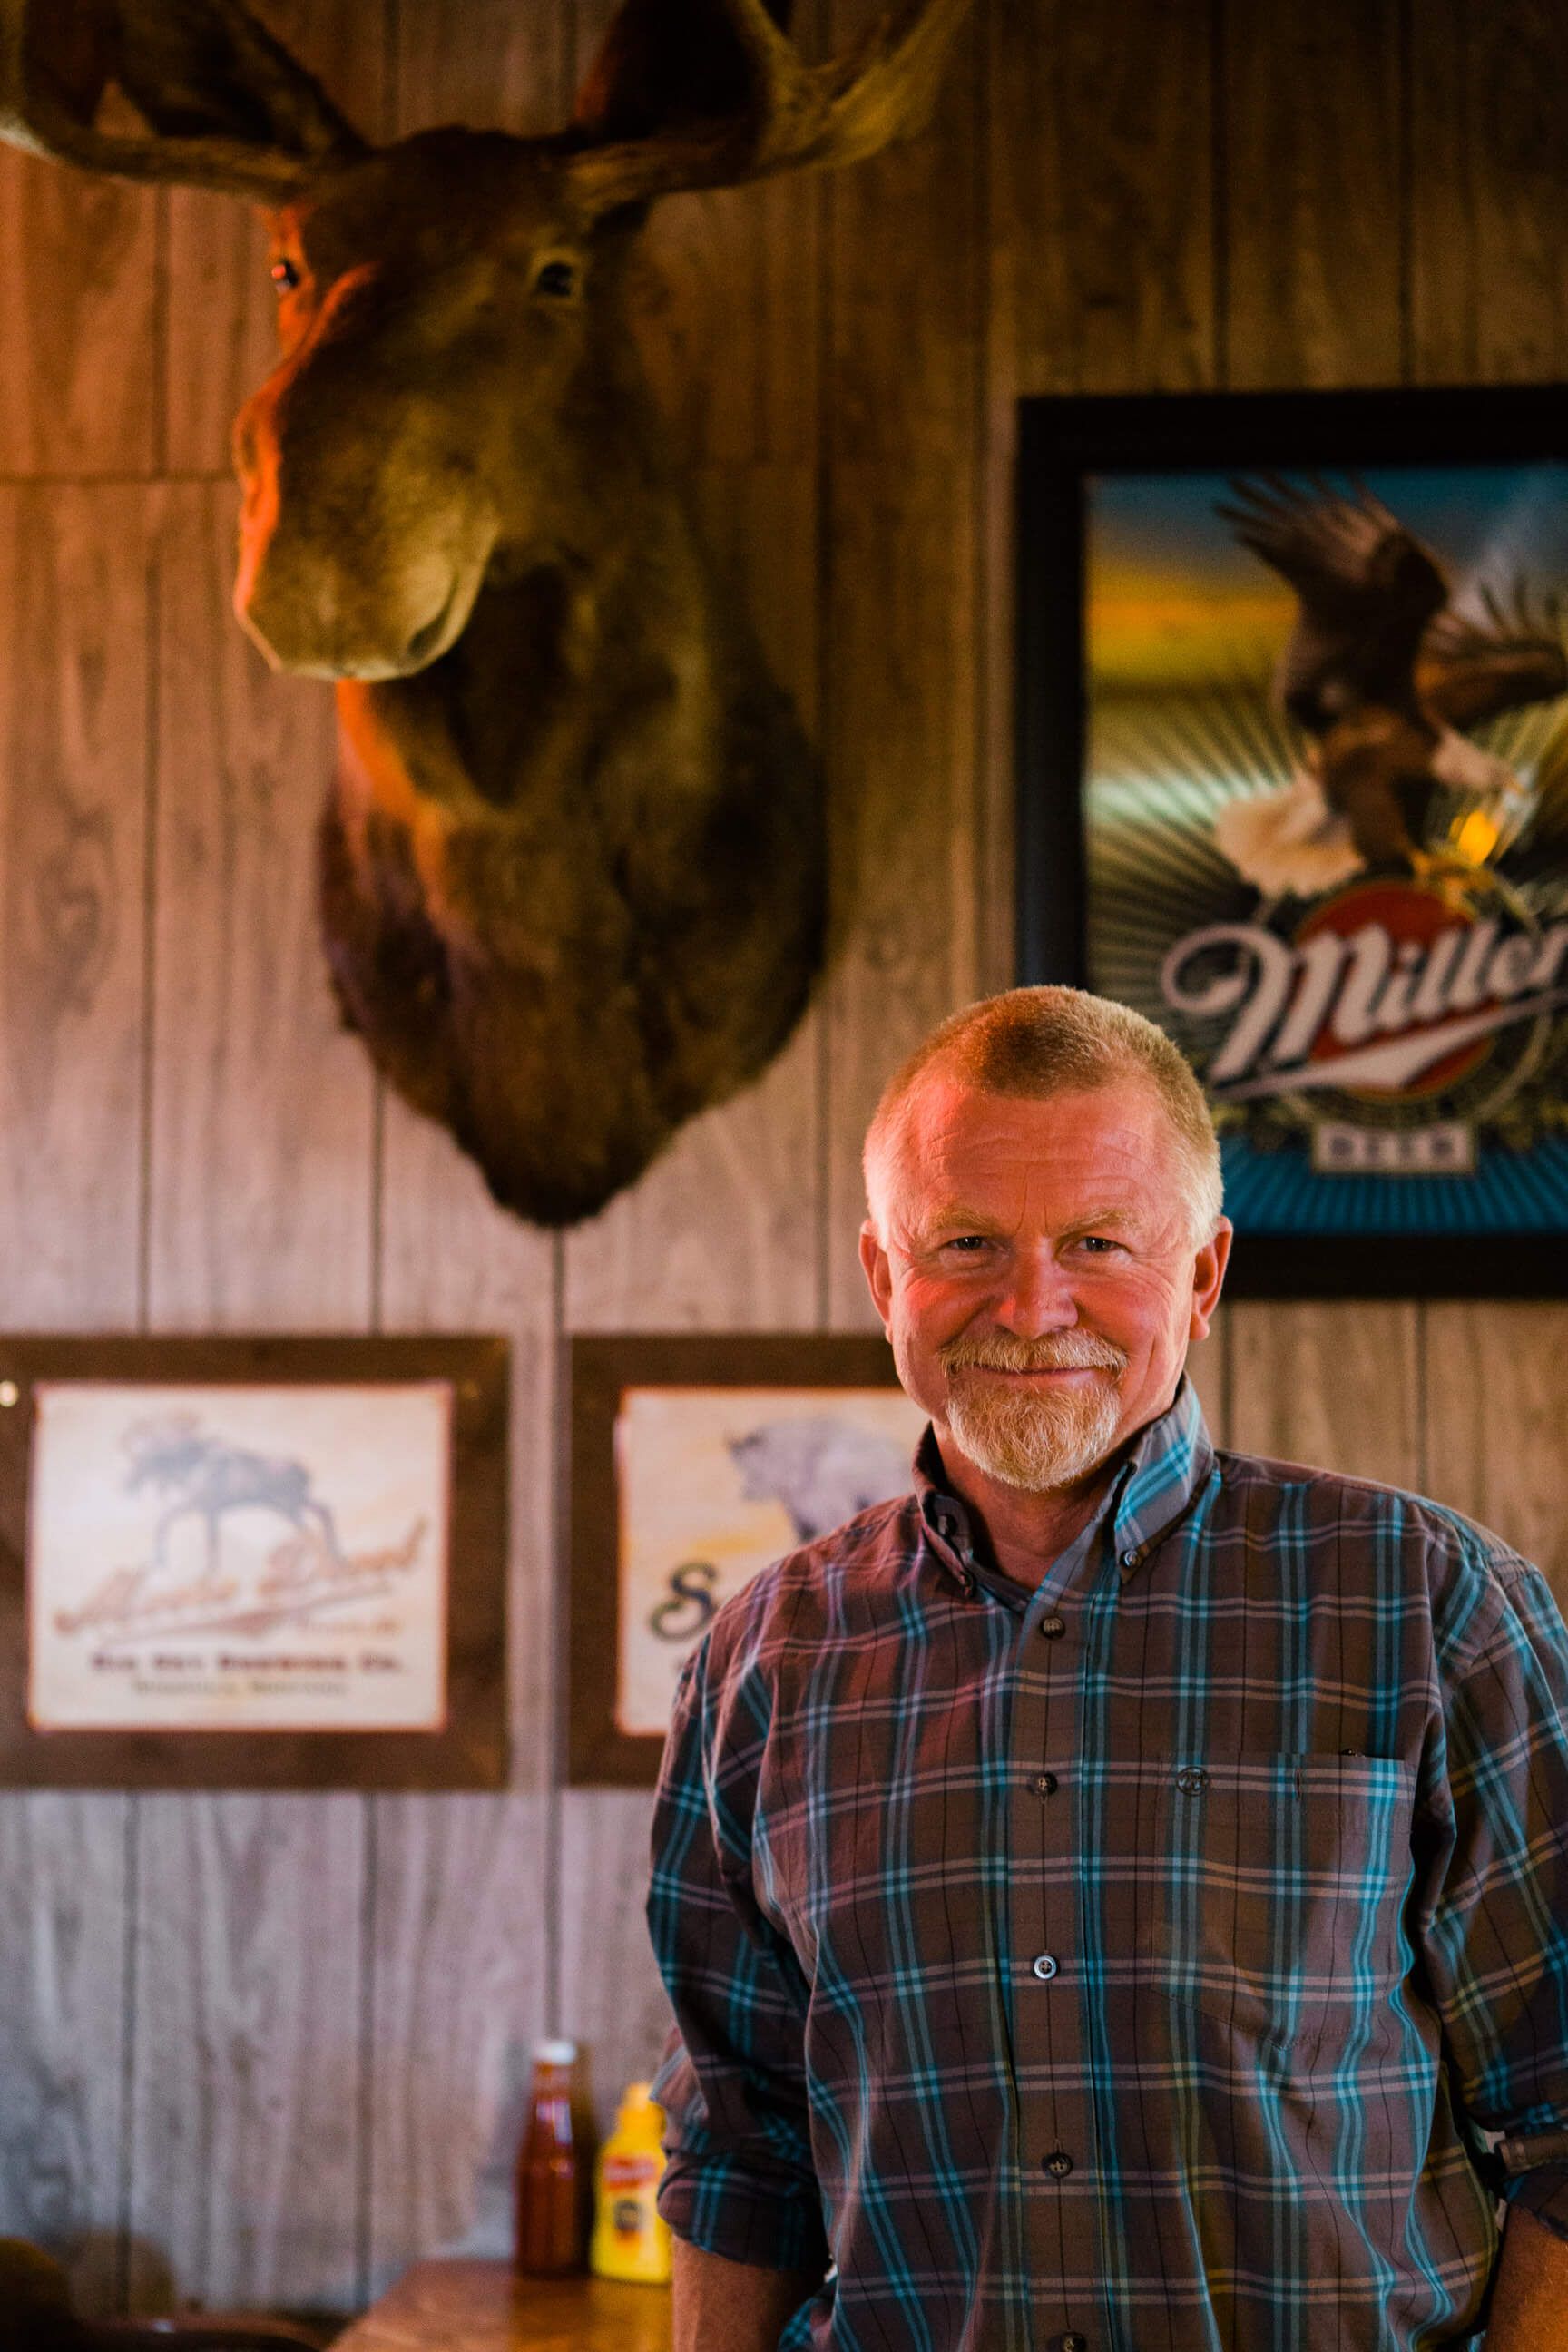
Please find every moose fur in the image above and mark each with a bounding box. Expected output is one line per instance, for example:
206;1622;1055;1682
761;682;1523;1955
0;0;968;1224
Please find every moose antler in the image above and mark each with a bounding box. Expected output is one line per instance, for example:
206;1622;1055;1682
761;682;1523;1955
2;0;965;209
0;0;365;197
567;0;971;211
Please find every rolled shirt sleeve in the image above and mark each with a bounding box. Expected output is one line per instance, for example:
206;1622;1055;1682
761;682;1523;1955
648;1631;830;2278
1418;1552;1568;2245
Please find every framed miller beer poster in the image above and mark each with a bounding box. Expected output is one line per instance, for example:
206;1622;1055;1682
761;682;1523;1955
1017;386;1568;1295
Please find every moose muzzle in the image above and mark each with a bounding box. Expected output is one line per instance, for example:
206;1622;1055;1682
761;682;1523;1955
231;336;496;681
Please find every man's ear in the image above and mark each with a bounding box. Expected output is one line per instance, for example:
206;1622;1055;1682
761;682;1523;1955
1188;1218;1232;1344
858;1220;894;1337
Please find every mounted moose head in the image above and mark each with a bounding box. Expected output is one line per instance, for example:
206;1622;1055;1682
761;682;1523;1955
0;0;967;1225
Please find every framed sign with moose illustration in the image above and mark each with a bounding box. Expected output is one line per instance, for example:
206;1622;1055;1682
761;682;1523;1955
0;1334;508;1788
567;1334;924;1785
1017;385;1568;1296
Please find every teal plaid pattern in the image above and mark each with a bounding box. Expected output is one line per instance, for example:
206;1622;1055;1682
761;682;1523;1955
648;1381;1568;2350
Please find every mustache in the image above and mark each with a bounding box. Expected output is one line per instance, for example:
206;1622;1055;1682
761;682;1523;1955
937;1331;1128;1377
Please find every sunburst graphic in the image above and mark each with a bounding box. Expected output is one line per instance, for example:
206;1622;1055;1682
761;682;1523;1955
1078;461;1568;1234
1088;673;1295;1035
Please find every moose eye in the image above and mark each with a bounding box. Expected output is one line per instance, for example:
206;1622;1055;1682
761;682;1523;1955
534;259;576;299
270;257;301;292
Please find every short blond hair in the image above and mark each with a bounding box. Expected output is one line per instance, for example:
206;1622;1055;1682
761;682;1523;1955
863;986;1223;1243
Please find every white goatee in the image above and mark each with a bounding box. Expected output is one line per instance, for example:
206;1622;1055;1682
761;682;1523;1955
935;1330;1129;1494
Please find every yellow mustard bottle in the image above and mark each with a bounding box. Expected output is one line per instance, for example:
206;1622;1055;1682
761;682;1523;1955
590;2081;673;2284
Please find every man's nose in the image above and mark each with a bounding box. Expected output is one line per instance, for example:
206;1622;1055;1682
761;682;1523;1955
991;1246;1075;1335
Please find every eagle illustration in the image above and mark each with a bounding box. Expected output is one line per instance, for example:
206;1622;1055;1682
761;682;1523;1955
1211;475;1568;897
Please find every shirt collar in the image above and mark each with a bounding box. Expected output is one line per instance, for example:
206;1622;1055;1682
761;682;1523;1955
914;1374;1216;1597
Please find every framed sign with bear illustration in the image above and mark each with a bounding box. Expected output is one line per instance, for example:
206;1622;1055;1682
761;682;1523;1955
567;1333;923;1785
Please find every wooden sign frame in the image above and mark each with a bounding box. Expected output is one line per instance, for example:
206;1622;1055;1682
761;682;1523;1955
566;1332;916;1787
0;1333;509;1788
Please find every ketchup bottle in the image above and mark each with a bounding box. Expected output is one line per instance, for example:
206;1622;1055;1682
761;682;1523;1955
514;2038;584;2275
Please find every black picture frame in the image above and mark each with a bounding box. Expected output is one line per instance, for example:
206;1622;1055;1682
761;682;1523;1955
0;1333;509;1788
1016;384;1568;1298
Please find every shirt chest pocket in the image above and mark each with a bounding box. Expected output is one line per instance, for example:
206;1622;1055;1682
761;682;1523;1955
1132;1753;1417;2050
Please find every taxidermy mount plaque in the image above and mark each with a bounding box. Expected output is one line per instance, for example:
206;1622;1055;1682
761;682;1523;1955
0;0;968;1224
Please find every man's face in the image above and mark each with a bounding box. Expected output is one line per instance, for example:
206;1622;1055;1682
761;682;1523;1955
858;1076;1230;1495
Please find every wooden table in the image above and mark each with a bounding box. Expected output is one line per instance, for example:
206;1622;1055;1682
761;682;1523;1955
333;2259;673;2352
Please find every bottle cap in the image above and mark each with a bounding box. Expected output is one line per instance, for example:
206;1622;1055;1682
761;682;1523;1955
534;2037;578;2066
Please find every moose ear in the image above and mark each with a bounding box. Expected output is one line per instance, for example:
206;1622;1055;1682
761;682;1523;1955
0;0;368;200
564;0;969;216
572;0;792;149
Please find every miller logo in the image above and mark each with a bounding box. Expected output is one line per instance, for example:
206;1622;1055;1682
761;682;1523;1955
1163;877;1568;1111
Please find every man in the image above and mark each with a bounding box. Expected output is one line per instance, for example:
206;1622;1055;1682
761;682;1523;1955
648;985;1568;2351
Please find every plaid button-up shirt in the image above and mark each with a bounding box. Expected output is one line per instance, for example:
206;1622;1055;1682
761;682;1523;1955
648;1379;1568;2351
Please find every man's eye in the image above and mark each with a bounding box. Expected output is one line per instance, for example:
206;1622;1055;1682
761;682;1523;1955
1077;1235;1120;1253
944;1236;991;1254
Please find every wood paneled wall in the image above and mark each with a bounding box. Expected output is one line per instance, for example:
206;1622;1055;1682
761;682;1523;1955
2;0;1566;2318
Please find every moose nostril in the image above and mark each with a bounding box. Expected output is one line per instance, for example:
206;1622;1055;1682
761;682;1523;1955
404;596;455;668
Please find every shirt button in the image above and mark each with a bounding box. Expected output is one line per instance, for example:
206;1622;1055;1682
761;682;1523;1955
1044;2149;1073;2178
1052;2335;1089;2352
1031;1953;1059;1981
1032;1772;1059;1798
1175;1768;1209;1794
1038;1613;1066;1641
1122;1549;1138;1567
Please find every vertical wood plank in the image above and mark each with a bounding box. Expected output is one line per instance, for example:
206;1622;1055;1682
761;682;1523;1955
990;0;1215;404
0;486;152;1327
823;0;985;1321
132;475;377;2314
147;485;375;1319
378;1117;557;1771
557;1789;676;2137
363;1791;550;2295
371;1109;556;2285
1221;0;1404;388
1228;1303;1422;1490
131;1796;365;2310
1421;1307;1568;1608
0;161;159;477
1409;1;1568;383
164;3;391;475
0;1796;131;2316
396;0;568;135
0;487;152;2305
